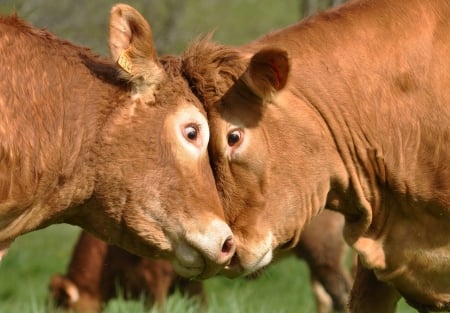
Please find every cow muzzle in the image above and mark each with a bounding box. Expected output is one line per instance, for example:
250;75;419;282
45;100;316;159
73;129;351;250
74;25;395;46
171;219;235;279
220;233;274;278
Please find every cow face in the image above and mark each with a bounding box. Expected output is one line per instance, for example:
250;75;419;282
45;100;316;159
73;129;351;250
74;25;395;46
80;5;235;279
181;42;345;277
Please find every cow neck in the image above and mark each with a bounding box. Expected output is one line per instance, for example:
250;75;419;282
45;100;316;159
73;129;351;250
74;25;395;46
0;51;126;244
239;23;376;239
56;59;129;224
265;3;449;243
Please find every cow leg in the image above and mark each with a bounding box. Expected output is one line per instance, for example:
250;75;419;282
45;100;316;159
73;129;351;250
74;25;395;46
140;263;172;311
295;217;351;312
307;262;351;312
348;259;400;313
311;276;333;313
151;282;169;311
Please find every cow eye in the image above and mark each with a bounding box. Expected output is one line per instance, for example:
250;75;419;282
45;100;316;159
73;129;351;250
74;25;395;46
227;129;243;147
183;124;200;143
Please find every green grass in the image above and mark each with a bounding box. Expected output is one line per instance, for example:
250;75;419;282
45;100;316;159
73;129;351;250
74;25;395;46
0;224;417;313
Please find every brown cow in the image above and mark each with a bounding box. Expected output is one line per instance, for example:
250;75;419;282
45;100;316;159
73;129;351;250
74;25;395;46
49;212;350;313
48;231;205;313
0;4;235;279
180;0;450;311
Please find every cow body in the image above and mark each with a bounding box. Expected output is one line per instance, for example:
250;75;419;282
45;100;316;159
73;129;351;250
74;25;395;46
0;4;235;279
180;0;450;311
48;231;205;313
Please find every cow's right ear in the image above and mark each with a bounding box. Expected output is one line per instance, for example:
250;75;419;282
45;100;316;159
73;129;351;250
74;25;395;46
242;48;290;101
109;4;165;101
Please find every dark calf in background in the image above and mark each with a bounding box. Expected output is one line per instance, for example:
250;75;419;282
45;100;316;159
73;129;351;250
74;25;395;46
48;231;204;313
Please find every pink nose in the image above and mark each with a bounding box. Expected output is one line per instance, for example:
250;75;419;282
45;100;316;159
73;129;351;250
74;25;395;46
199;234;235;278
179;220;236;278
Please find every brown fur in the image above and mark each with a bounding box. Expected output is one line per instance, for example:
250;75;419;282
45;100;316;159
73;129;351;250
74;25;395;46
48;231;205;313
180;0;450;311
0;4;235;279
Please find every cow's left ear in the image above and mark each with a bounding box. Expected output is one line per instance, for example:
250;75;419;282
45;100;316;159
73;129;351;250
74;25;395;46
109;4;165;100
243;48;290;100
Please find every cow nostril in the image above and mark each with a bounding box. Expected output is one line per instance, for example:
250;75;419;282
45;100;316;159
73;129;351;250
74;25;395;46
221;236;235;255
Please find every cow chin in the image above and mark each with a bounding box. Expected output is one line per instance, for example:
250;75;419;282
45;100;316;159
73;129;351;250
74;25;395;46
113;230;211;279
171;243;205;278
171;241;220;279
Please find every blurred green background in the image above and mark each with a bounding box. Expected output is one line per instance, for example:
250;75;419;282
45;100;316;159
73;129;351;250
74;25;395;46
0;1;418;312
0;0;302;55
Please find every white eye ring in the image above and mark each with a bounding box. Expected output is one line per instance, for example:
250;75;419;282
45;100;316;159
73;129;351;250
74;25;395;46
168;104;210;158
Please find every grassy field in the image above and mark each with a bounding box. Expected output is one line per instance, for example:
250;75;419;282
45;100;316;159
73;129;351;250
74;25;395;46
0;224;417;313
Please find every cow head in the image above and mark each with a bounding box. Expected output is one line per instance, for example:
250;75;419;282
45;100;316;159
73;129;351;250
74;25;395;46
48;274;100;313
181;40;347;277
75;5;235;279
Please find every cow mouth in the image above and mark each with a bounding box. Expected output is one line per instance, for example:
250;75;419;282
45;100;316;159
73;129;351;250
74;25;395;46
171;242;205;278
222;255;243;278
171;260;203;278
244;266;268;280
171;239;233;279
221;247;273;278
172;259;223;280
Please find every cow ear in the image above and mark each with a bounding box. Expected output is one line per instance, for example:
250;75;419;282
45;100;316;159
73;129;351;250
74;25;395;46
109;4;165;99
243;48;290;100
49;274;80;304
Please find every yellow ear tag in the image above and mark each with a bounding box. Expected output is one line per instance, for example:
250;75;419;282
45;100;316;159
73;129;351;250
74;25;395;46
117;50;132;74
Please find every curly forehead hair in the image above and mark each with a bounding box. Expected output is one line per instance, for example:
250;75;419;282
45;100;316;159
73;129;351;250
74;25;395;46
180;36;247;106
158;55;200;106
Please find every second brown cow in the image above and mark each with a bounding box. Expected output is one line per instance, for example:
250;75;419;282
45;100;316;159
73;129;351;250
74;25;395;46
180;0;450;311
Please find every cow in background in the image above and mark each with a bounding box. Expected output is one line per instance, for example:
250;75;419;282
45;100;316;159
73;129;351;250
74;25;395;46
0;3;234;278
49;210;351;313
180;0;450;311
48;231;205;313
